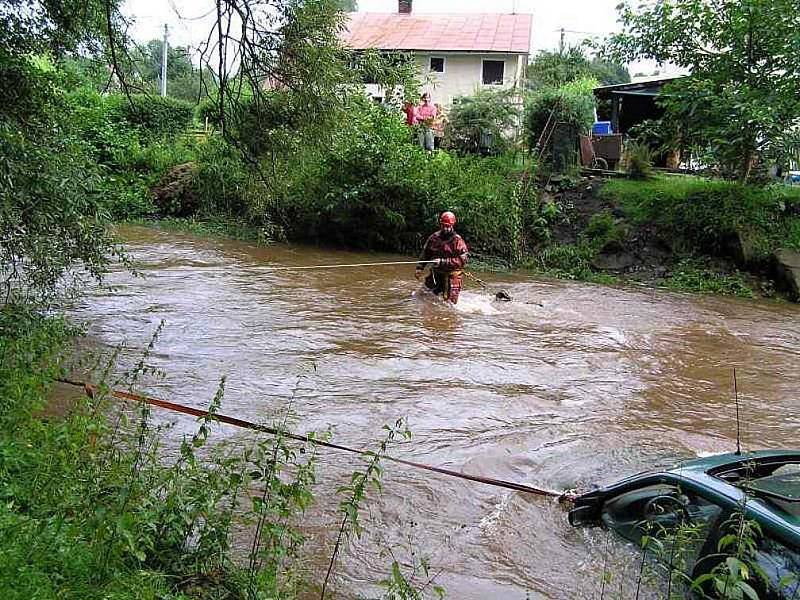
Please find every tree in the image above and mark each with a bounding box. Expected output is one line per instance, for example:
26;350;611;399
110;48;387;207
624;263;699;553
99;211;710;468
605;0;800;182
527;46;630;89
0;0;125;304
445;89;521;155
201;0;419;162
129;39;204;102
336;0;358;10
524;77;597;150
588;56;631;86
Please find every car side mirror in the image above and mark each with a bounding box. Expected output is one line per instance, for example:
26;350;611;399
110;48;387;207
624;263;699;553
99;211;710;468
569;504;600;527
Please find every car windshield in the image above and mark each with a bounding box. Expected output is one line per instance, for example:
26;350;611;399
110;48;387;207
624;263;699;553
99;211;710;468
716;461;800;518
745;464;800;517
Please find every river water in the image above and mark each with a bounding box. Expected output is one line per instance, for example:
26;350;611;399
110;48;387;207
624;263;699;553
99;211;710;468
68;225;800;599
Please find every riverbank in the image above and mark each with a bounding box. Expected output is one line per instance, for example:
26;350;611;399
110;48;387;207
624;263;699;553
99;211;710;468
525;174;800;300
138;170;800;303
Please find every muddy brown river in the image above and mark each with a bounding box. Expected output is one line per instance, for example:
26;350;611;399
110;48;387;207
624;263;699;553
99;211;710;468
67;225;800;599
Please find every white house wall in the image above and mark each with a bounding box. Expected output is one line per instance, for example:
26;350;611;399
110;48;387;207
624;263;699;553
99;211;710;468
412;52;525;106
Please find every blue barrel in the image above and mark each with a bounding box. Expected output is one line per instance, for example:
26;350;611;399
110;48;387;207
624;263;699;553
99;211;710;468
592;121;613;135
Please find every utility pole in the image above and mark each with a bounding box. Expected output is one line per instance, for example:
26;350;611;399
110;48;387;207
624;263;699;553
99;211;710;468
160;24;169;97
559;28;565;54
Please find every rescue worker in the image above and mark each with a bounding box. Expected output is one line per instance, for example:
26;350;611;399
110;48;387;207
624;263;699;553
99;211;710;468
415;211;469;304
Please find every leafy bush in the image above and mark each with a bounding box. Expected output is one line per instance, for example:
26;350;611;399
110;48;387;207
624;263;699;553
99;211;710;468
106;94;194;138
193;136;252;217
0;311;324;599
600;176;800;260
444;88;520;155
158;96;545;262
272;98;541;261
63;89;198;220
623;140;655;180
524;77;597;151
583;211;625;248
525;242;595;279
665;258;754;297
0;120;122;303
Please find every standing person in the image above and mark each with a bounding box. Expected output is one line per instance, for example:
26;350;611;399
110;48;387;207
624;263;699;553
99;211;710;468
416;92;438;152
431;102;446;149
403;99;416;127
415;211;469;304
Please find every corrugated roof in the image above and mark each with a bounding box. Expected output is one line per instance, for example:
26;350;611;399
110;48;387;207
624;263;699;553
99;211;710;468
342;12;533;54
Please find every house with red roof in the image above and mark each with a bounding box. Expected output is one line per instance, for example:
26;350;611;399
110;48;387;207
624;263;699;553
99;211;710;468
342;0;533;105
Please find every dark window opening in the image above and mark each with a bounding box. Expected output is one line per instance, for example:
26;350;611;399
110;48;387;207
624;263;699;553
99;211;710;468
429;57;445;73
482;60;505;85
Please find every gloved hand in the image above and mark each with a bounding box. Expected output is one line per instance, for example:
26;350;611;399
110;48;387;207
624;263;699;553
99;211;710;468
414;268;423;280
432;258;443;267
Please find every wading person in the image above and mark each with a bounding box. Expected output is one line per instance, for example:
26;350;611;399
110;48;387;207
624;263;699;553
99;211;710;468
415;211;468;304
415;92;437;152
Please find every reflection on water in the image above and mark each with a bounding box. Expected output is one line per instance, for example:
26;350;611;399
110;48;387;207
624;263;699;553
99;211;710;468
66;225;800;598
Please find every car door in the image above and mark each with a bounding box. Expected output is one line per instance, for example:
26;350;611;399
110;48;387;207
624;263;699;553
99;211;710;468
752;533;800;599
600;483;727;580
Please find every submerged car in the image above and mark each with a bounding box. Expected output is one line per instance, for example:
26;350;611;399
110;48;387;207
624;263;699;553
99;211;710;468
569;450;800;598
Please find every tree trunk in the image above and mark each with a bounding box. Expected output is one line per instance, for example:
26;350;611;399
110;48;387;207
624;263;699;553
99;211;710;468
738;145;755;184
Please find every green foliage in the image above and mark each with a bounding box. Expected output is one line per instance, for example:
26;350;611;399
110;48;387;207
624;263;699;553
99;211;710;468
127;39;211;104
600;176;800;261
63;88;196;220
584;211;625;248
665;258;754;298
624;141;656;180
524;77;597;151
0;115;122;303
0;1;131;303
526;47;630;89
444;88;521;155
0;310;325;599
691;503;768;600
192;136;252;218
107;94;194;138
0;0;116;58
260;98;540;261
526;243;596;280
605;0;800;182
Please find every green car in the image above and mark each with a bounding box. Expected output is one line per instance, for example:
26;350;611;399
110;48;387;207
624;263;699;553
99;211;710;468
569;450;800;598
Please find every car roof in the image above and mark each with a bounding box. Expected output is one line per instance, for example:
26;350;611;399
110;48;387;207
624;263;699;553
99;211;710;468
672;450;800;475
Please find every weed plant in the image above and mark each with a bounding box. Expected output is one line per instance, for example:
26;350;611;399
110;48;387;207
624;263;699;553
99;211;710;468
664;259;755;298
623;141;656;180
0;306;443;600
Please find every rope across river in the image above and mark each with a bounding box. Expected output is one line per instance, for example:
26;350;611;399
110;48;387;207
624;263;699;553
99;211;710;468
58;378;574;502
266;260;438;271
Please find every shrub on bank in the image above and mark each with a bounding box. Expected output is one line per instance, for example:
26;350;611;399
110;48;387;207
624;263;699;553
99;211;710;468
65;90;198;219
106;94;194;139
600;175;800;262
0;308;316;599
199;97;547;262
444;88;521;155
524;77;597;151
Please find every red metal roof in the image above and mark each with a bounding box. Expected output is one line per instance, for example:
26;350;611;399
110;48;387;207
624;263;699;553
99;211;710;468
342;13;533;54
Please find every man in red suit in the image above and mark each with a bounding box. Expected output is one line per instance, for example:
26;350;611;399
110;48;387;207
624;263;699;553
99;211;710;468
415;211;469;304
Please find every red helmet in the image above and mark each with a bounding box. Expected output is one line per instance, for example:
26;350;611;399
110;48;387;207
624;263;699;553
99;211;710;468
439;211;456;226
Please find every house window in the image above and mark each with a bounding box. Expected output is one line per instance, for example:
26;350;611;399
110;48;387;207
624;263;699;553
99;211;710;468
482;59;505;85
429;56;445;73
